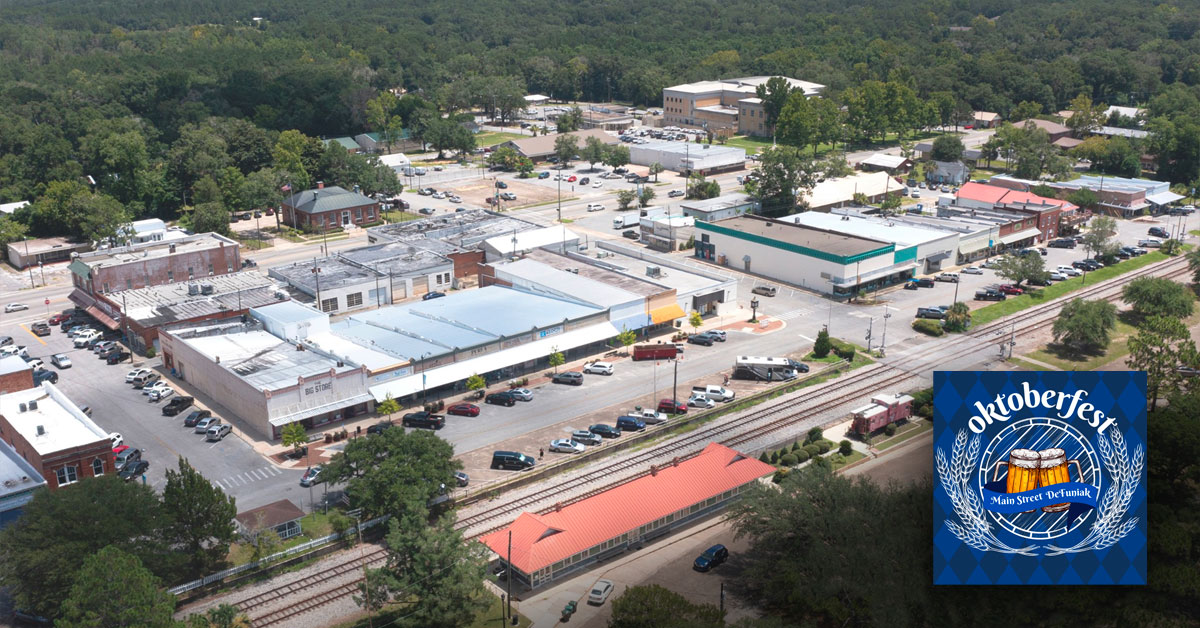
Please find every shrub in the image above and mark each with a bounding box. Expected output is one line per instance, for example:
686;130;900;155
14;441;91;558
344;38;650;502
839;440;853;456
794;449;811;463
834;344;856;360
912;319;945;336
791;441;801;452
772;468;791;483
780;453;798;466
778;448;791;461
759;451;770;463
806;427;823;444
816;440;832;454
885;423;898;436
829;453;845;466
770;451;779;463
803;444;821;458
813;329;832;357
145;346;157;358
910;387;934;419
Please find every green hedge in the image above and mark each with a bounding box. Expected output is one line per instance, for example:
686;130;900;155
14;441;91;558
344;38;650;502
912;319;945;336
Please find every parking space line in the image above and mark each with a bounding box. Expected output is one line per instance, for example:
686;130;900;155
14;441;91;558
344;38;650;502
19;324;47;345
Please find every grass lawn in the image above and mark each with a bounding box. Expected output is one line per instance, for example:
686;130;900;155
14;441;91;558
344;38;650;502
972;251;1175;326
831;449;867;471
872;420;932;451
475;131;526;147
233;237;273;250
226;511;338;566
383;210;421;222
333;592;531;628
1008;357;1053;371
1026;319;1137;371
724;135;775;154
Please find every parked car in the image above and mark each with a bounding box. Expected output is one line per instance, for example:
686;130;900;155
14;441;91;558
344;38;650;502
453;470;470;487
125;368;151;383
50;353;72;369
658;398;688;414
491;451;535;470
579;177;590;185
1149;226;1170;238
161;396;194;416
1056;265;1082;277
693;544;729;572
106;351;131;365
705;329;727;342
688;394;716;409
622;230;639;239
148;386;175;402
552;371;584;385
668;190;685;198
974;289;1006;301
538;171;550;179
447;403;480;417
142;380;170;396
300;465;323;487
194;417;221;434
961;266;984;275
402;411;445;429
485;391;518;407
751;285;778;297
549;438;586;454
119;460;150;481
592;180;603;188
92;340;116;354
500;192;517;201
1048;238;1076;249
913;277;936;288
423;291;446;300
183;409;212;427
30;322;51;336
1138;238;1162;248
4;303;28;313
509;388;533;401
588;579;615;605
366;421;395;435
33;369;58;384
1028;276;1051;286
114;447;141;471
1048;271;1068;281
687;333;715;346
616;416;646;432
48;313;71;325
936;272;959;283
582;361;614;375
589;424;621;439
108;432;123;448
916;306;947;320
998;284;1024;295
206;424;233;441
572;430;603;445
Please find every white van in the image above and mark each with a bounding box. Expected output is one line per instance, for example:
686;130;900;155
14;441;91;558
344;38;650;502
586;203;605;212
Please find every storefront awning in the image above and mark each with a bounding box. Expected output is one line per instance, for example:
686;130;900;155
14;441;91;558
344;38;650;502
67;288;96;309
649;303;686;324
958;237;991;254
269;393;377;427
926;252;952;262
86;305;120;330
832;263;918;287
368;322;620;402
999;227;1041;245
1146;191;1184;206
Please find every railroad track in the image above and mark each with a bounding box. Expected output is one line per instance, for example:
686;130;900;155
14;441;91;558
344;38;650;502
243;253;1190;626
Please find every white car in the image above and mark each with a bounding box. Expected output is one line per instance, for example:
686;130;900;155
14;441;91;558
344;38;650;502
592;181;603;188
633;408;669;424
1056;265;1082;277
586;203;605;212
432;192;445;200
1048;271;1068;281
108;432;123;448
25;358;43;371
125;368;152;383
148;386;175;402
582;361;614;375
549;438;585;454
73;331;100;348
960;266;984;275
50;354;72;369
4;303;28;313
688;394;716;409
509;388;534;401
588;579;615;605
142;381;170;396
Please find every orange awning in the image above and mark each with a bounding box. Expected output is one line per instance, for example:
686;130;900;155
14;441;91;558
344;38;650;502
649;303;686;324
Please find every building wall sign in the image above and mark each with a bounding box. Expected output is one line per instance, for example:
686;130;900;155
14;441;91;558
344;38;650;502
538;325;563;339
304;381;333;396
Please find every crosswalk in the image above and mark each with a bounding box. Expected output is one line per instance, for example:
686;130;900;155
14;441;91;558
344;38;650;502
775;306;815;321
212;465;286;491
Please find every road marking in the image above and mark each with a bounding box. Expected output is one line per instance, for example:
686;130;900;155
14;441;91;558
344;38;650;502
775;308;812;320
19;324;47;345
797;334;814;342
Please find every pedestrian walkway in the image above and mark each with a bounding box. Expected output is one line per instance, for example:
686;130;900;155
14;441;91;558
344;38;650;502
211;465;286;492
775;306;815;321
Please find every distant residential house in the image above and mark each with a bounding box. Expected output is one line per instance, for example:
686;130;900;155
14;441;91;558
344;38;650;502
235;499;305;541
354;132;385;153
927;161;970;186
0;201;29;216
281;184;380;230
973;111;1000;128
503;129;619;162
857;153;913;174
326;137;361;154
1012;119;1071;142
914;142;981;163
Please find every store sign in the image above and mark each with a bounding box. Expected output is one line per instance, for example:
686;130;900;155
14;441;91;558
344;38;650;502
303;381;332;396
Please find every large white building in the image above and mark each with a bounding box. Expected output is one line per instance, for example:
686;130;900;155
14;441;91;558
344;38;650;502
781;211;960;275
662;76;825;135
628;142;746;175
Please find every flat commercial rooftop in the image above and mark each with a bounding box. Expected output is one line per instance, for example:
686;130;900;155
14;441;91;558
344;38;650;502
72;233;237;270
0;384;110;456
0;438;44;504
367;209;540;248
116;272;281;327
679;193;756;213
337;242;453;276
493;258;643;308
0;355;31;377
179;323;356;391
525;249;662;297
269;257;378;292
703;215;889;258
784;212;956;248
588;242;724;295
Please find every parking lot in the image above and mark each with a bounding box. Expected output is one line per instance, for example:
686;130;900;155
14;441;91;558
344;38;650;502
3;315;308;511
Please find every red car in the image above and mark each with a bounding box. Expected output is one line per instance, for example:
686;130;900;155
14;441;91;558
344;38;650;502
447;403;480;417
998;284;1024;295
658;398;688;415
49;313;71;325
112;444;129;457
567;175;577;182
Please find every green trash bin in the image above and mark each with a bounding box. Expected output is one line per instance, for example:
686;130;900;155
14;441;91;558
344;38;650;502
561;600;577;622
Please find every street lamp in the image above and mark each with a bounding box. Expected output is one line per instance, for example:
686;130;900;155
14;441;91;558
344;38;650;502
880;305;891;357
750;297;759;323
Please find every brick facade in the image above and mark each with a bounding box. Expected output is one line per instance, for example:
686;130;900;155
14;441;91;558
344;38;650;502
0;368;33;394
0;412;112;491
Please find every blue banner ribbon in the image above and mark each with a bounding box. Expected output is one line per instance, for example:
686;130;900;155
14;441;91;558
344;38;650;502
981;481;1099;523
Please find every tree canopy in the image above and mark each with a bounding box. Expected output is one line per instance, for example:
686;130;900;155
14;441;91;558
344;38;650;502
58;546;177;628
1122;277;1195;320
322;427;461;519
1052;298;1118;353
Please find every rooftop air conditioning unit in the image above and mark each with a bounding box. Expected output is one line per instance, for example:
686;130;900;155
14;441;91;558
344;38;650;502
646;265;661;278
36;425;45;436
188;283;200;296
28;400;37;410
201;284;214;295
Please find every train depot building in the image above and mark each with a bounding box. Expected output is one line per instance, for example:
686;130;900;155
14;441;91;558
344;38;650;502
481;443;774;590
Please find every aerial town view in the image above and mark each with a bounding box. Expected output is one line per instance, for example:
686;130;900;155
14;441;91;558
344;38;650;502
0;0;1195;626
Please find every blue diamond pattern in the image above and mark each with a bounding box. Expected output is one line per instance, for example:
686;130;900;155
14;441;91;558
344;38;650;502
933;371;1147;585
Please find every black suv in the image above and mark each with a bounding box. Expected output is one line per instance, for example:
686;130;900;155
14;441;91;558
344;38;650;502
974;289;1006;301
552;371;584;386
589;424;622;439
485;391;518;407
183;409;211;427
1149;226;1169;238
914;277;936;288
161;396;195;416
401;411;445;429
367;421;395;435
1048;238;1076;249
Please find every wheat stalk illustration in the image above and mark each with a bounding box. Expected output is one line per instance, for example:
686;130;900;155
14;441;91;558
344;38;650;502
937;431;1037;556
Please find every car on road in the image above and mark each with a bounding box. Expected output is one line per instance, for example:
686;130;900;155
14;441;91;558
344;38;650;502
592;181;602;188
668;190;684;198
119;460;150;481
33;369;58;384
538;171;550;179
658;398;688;414
183;409;212;427
495;180;508;189
402;411;445;429
579;177;590;185
30;322;51;336
751;285;778;297
161;396;194;416
108;432;123;448
567;175;577;182
689;394;716;409
588;579;615;605
571;430;602;445
4;303;28;313
936;272;959;283
447;403;480;417
622;229;639;239
998;284;1024;295
589;424;621;439
106;351;131;365
300;465;323;487
705;329;727;342
549;438;585;454
50;354;72;369
694;544;729;572
582;361;614;375
509;388;533;401
916;306;946;319
961;266;983;275
423;291;446;300
552;371;584;385
687;333;715;346
194;416;221;434
586;203;605;212
500;192;517;201
485;391;517;407
205;424;233;441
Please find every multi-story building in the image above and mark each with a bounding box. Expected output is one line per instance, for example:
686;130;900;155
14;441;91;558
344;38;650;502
0;383;114;490
662;76;824;136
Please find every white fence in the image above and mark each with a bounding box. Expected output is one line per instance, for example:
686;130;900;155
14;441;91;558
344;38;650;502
167;515;387;596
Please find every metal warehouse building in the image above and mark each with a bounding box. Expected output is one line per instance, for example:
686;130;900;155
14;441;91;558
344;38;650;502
628;141;746;175
481;443;773;590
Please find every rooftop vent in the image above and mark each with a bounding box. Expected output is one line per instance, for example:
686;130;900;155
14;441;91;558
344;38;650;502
200;284;214;295
28;400;37;410
646;265;661;278
188;283;200;296
36;425;45;436
169;244;176;254
18;403;27;413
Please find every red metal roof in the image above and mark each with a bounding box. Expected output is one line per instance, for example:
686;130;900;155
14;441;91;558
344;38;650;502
481;443;774;574
956;182;1011;205
997;189;1076;211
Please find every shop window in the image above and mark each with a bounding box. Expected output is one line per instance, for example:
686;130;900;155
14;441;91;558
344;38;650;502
321;297;338;312
56;465;79;486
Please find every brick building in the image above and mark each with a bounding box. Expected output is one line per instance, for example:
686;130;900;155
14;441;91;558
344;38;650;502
67;233;242;331
955;183;1079;242
0;383;114;490
281;185;380;231
0;356;34;394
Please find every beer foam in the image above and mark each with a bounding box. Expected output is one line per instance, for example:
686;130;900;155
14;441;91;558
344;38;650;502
1009;448;1040;469
1038;447;1066;467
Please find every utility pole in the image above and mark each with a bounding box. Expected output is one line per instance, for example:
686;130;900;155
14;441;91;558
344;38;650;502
312;265;322;311
506;531;513;623
880;305;891;357
672;356;678;404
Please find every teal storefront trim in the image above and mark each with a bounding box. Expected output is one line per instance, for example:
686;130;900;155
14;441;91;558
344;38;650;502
893;246;917;264
697;220;893;265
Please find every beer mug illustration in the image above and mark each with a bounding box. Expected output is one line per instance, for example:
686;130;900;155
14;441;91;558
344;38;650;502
1038;448;1083;513
991;448;1041;513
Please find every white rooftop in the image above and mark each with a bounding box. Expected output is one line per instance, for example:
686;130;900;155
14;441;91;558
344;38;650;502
0;383;110;456
859;154;909;169
783;212;956;248
803;171;897;208
484;226;580;254
378;153;410;168
130;218;166;234
0;355;31;378
0;201;30;215
494;258;644;309
666;76;825;97
0;438;44;503
179;326;358;391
